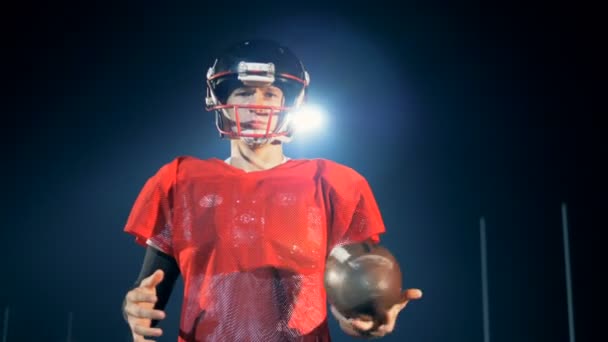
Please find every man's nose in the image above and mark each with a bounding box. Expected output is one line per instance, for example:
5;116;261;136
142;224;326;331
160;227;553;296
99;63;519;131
244;89;263;104
248;91;271;113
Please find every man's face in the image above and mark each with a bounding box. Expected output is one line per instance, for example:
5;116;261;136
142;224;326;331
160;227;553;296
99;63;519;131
225;86;284;134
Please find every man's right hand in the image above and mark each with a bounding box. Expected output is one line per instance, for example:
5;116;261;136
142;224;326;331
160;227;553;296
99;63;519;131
123;269;167;342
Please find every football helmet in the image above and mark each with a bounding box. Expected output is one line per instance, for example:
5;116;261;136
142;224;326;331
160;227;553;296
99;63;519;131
205;40;310;145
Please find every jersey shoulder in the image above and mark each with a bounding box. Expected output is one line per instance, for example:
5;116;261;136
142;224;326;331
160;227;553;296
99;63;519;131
311;158;367;185
146;155;226;185
173;155;227;178
288;158;369;196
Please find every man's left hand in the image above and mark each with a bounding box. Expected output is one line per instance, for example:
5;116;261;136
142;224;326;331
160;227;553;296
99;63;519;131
333;288;423;339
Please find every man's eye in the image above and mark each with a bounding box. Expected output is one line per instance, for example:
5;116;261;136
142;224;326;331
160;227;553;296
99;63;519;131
237;91;253;96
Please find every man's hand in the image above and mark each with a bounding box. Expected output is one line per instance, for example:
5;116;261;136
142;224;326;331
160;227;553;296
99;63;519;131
123;270;167;342
332;288;423;339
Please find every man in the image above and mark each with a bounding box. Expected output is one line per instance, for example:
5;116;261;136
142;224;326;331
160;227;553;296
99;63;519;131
122;39;422;341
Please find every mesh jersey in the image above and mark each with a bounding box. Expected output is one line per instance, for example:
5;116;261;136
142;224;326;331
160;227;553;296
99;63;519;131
124;156;386;342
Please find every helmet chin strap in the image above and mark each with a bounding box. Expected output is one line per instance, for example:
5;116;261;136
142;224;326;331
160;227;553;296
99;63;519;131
240;135;289;148
240;134;292;147
241;136;270;147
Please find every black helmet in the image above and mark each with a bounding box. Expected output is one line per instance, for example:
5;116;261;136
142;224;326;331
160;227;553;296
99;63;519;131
205;40;310;143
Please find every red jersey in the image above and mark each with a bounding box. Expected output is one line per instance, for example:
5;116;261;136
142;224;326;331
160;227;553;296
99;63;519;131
124;156;386;341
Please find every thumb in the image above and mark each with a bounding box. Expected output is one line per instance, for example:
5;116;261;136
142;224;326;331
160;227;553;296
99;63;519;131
398;288;423;307
140;269;165;289
405;288;423;300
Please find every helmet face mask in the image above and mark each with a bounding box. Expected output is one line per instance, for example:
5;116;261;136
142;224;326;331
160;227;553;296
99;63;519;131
213;101;292;146
205;40;310;145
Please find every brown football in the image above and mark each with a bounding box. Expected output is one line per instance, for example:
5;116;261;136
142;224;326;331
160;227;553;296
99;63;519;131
324;241;403;321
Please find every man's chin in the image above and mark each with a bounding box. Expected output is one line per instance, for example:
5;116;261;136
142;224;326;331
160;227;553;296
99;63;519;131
237;130;271;148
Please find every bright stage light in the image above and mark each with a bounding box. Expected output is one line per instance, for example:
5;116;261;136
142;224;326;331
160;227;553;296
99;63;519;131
290;104;326;134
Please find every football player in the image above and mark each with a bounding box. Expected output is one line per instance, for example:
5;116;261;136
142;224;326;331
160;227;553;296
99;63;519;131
121;39;422;341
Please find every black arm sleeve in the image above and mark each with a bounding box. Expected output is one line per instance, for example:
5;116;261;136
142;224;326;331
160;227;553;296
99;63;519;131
123;246;181;327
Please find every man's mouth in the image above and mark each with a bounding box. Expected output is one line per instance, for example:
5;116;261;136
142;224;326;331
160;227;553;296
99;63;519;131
243;120;270;129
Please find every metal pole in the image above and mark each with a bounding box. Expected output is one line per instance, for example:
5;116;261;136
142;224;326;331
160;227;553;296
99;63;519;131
2;307;8;342
561;203;576;342
67;311;73;342
480;217;490;342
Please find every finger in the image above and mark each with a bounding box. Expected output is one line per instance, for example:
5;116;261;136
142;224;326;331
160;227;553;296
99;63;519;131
377;324;390;334
132;333;159;342
140;270;165;289
398;288;423;307
133;336;159;342
133;324;163;337
132;333;155;342
368;329;388;338
127;290;158;304
404;288;423;300
375;320;396;335
350;318;374;331
338;318;369;338
125;303;166;320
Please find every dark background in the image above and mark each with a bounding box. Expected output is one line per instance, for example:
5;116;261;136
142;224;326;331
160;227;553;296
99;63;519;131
3;1;594;341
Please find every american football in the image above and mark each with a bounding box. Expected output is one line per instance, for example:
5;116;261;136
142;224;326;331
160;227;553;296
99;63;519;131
324;241;403;321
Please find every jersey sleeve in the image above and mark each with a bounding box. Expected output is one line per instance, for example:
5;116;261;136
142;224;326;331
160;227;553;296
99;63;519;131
123;159;178;256
328;175;386;250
